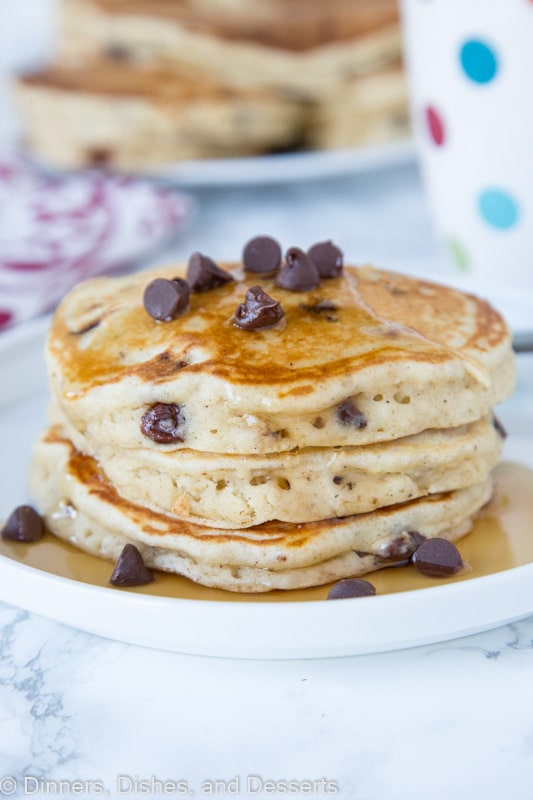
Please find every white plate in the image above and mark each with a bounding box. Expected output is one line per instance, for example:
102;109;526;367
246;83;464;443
145;139;416;187
1;313;533;660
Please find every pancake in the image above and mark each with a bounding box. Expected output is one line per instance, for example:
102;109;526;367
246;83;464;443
29;246;514;593
13;61;304;171
308;67;410;150
15;0;408;170
46;261;515;456
58;0;402;99
53;414;503;527
28;430;494;592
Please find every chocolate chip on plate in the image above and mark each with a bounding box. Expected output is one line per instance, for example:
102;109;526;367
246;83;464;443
234;285;285;330
1;505;44;543
110;543;154;586
143;277;190;321
186;251;234;292
242;236;282;274
336;400;367;429
327;578;376;600
411;538;463;577
275;247;320;292
141;403;185;443
307;240;343;278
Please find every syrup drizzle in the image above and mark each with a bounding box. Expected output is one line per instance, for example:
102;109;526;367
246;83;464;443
49;264;497;396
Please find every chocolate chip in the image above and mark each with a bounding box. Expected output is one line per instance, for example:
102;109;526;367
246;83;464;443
234;285;285;331
141;403;185;443
275;247;320;292
300;300;338;313
143;277;190;321
1;505;44;543
312;416;325;429
411;538;463;577
242;236;282;273
493;414;508;440
333;476;343;485
105;43;131;61
86;148;112;168
186;252;234;292
307;240;343;278
379;530;426;560
110;543;153;586
337;400;367;429
327;578;376;600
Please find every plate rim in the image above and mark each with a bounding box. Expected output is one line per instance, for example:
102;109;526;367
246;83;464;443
1;546;533;659
118;138;416;187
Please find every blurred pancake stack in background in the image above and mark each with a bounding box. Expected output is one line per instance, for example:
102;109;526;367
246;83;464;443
12;0;409;170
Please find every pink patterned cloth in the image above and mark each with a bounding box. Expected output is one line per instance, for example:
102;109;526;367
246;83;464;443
0;150;193;332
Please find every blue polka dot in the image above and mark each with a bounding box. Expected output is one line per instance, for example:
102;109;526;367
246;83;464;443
460;40;498;83
478;189;520;229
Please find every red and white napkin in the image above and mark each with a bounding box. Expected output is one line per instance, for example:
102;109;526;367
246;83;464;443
0;149;194;332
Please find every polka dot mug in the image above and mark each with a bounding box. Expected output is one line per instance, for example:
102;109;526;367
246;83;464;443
401;0;533;287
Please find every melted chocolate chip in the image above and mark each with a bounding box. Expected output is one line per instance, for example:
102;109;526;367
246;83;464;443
379;530;426;560
275;247;320;292
301;300;338;313
141;403;185;443
86;148;112;168
411;538;463;577
234;285;285;330
105;43;132;61
307;240;343;278
186;252;234;292
327;578;376;600
110;543;153;586
300;299;339;322
143;277;190;321
242;236;282;274
336;400;367;429
154;352;188;374
493;415;508;440
1;505;44;543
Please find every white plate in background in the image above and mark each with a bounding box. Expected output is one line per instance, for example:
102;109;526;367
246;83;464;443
148;139;417;187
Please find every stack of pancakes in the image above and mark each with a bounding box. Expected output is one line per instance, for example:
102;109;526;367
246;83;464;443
28;244;515;591
12;0;409;170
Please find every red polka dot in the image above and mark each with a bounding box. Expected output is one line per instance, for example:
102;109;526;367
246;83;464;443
0;310;14;330
425;105;446;146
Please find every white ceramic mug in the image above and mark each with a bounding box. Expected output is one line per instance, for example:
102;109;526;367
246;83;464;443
401;0;533;288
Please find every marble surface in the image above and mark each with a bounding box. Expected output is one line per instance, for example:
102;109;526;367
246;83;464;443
1;603;533;800
1;161;533;799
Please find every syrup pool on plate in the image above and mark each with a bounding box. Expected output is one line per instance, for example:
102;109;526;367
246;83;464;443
1;461;532;603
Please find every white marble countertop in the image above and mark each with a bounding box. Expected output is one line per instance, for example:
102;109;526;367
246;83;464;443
1;160;533;800
2;3;533;796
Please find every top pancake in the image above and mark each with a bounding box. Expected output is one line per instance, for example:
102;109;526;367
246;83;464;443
47;262;515;454
69;0;399;51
